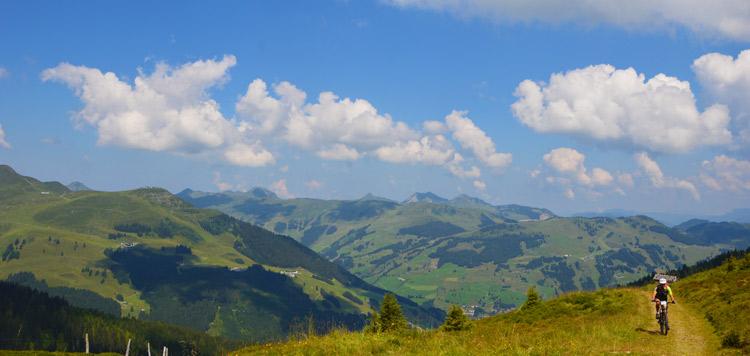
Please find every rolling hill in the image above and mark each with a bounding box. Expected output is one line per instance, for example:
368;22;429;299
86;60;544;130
179;188;750;315
0;165;444;343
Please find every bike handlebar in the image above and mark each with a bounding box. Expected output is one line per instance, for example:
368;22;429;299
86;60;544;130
651;299;676;304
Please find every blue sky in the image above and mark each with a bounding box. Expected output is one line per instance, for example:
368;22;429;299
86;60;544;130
1;0;749;216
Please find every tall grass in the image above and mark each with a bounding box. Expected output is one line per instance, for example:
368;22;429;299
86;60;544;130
677;258;750;353
234;288;675;355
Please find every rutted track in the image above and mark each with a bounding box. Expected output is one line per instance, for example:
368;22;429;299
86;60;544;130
639;290;721;356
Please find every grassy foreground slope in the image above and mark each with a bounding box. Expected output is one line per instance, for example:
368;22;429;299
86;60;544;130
677;252;750;353
233;286;728;356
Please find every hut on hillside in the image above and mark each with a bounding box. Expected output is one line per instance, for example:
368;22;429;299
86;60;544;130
653;274;678;283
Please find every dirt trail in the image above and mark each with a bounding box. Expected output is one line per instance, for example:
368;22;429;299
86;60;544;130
638;290;721;356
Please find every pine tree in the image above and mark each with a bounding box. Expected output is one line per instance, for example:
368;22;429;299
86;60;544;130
367;293;408;332
440;304;474;331
521;286;541;310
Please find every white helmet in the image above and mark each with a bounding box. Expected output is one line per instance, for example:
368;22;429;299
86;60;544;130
659;278;667;285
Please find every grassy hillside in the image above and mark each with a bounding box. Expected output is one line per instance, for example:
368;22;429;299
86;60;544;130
677;250;750;352
0;165;442;342
178;189;750;314
233;283;732;356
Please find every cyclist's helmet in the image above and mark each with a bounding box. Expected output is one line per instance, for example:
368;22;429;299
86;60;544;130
659;278;667;285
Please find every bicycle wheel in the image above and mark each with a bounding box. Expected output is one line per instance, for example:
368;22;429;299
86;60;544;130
660;312;667;335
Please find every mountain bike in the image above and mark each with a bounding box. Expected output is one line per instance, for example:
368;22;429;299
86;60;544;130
653;300;675;335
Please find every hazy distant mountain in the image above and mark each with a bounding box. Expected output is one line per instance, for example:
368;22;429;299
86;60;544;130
66;181;91;191
401;192;448;204
358;193;397;203
572;208;750;227
247;187;279;199
720;208;750;224
673;219;711;231
448;194;495;211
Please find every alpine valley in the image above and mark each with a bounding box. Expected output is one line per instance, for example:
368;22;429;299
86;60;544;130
178;188;750;318
0;165;445;343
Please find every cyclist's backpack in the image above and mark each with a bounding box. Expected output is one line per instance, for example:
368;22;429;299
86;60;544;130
656;285;668;298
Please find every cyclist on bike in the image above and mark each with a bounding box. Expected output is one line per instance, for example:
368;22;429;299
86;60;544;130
651;278;676;318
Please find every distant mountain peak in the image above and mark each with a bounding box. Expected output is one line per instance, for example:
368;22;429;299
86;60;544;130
448;194;496;211
67;181;92;191
358;193;396;202
402;192;447;204
247;187;279;199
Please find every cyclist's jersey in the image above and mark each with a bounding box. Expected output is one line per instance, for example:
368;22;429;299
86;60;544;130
654;285;673;300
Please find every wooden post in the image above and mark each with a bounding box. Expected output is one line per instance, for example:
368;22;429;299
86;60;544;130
163;346;167;356
125;338;131;356
147;342;151;356
85;333;89;354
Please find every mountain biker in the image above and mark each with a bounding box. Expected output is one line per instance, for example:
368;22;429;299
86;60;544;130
651;278;676;319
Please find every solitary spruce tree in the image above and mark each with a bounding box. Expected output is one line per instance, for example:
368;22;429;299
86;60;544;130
367;293;408;332
440;304;474;331
520;286;541;310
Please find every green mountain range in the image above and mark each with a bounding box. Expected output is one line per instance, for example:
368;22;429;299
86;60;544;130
179;188;750;316
0;165;443;342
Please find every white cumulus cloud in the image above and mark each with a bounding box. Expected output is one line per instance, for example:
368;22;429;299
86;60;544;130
383;0;750;41
512;64;732;154
445;153;481;179
271;179;294;199
305;180;324;190
236;79;418;152
446;110;512;168
224;142;275;167
316;144;363;161
473;180;486;190
700;155;750;191
41;56;275;167
0;124;12;149
618;173;635;188
543;148;613;187
373;135;454;165
212;171;233;191
422;120;447;134
634;152;700;201
0;67;8;79
693;50;750;150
